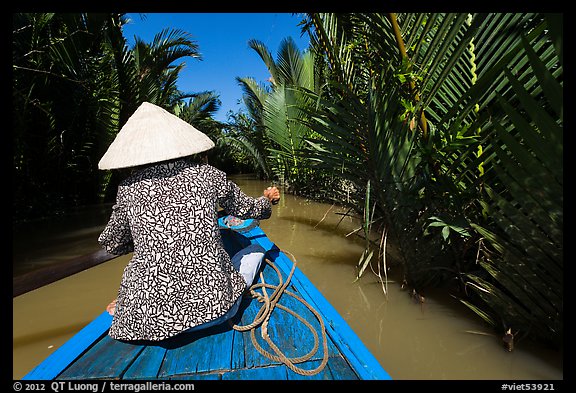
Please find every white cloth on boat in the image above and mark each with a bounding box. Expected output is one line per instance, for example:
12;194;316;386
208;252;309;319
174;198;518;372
231;243;266;287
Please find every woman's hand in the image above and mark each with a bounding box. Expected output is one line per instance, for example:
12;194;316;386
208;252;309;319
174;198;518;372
263;186;280;205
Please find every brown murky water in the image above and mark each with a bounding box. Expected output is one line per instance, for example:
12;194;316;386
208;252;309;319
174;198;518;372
12;175;563;380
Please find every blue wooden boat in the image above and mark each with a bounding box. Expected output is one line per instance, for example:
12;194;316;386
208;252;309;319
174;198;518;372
23;217;391;380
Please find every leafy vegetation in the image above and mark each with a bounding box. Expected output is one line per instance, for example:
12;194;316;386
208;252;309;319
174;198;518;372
229;13;563;349
13;13;225;220
13;12;562;348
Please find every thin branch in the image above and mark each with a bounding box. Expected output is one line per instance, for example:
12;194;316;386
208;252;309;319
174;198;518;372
314;203;335;228
13;65;85;85
387;13;429;140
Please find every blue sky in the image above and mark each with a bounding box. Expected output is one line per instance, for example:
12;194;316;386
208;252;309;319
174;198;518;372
122;13;310;122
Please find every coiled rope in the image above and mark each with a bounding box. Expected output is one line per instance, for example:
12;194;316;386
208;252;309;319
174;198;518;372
230;251;329;376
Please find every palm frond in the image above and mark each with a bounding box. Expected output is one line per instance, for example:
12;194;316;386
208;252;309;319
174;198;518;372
247;39;279;86
223;133;271;178
236;76;269;122
463;28;562;346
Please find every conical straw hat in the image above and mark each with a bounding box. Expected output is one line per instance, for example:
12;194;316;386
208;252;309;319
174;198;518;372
98;102;215;170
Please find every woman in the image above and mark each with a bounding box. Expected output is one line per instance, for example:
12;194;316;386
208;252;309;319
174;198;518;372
98;102;280;342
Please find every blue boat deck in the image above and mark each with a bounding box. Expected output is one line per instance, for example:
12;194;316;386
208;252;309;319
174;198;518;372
23;219;391;380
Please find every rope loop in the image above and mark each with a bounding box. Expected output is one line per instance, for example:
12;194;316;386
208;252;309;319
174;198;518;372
230;251;329;376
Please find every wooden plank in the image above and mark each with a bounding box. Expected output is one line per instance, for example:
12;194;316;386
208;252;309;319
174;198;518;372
324;355;360;380
237;261;294;369
170;372;221;380
122;345;167;379
239;298;277;369
283;355;359;380
245;226;392;380
57;334;145;379
226;231;343;378
221;364;289;380
285;358;335;380
22;312;113;380
159;323;236;378
274;249;391;380
230;319;247;370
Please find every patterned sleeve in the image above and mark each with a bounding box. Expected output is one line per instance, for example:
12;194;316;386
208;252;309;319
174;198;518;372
98;193;134;256
214;167;272;220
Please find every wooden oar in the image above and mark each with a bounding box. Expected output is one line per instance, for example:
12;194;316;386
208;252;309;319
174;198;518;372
13;249;117;298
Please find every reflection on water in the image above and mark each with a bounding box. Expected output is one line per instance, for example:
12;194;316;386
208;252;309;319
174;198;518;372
12;175;563;380
13;204;113;276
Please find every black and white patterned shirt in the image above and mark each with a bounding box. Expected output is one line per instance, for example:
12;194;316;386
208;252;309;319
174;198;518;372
98;158;272;341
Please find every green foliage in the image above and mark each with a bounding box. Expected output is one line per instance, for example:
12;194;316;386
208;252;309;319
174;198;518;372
13;13;121;219
226;12;562;348
232;37;329;193
425;216;471;244
220;111;271;177
14;11;562;348
462;32;563;346
13;13;215;221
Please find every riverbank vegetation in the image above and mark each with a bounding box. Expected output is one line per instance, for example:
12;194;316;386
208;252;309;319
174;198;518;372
13;13;562;350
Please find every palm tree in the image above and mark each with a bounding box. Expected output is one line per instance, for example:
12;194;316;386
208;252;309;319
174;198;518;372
234;37;327;192
13;13;214;218
13;13;120;220
130;27;202;107
298;12;562;347
221;111;272;178
98;16;205;201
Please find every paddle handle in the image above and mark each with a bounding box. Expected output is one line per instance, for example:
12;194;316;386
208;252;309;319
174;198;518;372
13;249;117;297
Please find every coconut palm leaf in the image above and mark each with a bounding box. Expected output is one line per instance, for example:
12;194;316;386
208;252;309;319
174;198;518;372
238;37;322;186
464;272;540;332
276;37;309;86
302;12;562;345
223;112;272;178
263;84;310;176
307;14;353;92
226;12;563;346
175;91;221;123
247;38;280;86
13;13;127;217
438;14;548;130
462;30;563;346
222;133;271;178
236;76;269;125
301;85;368;185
